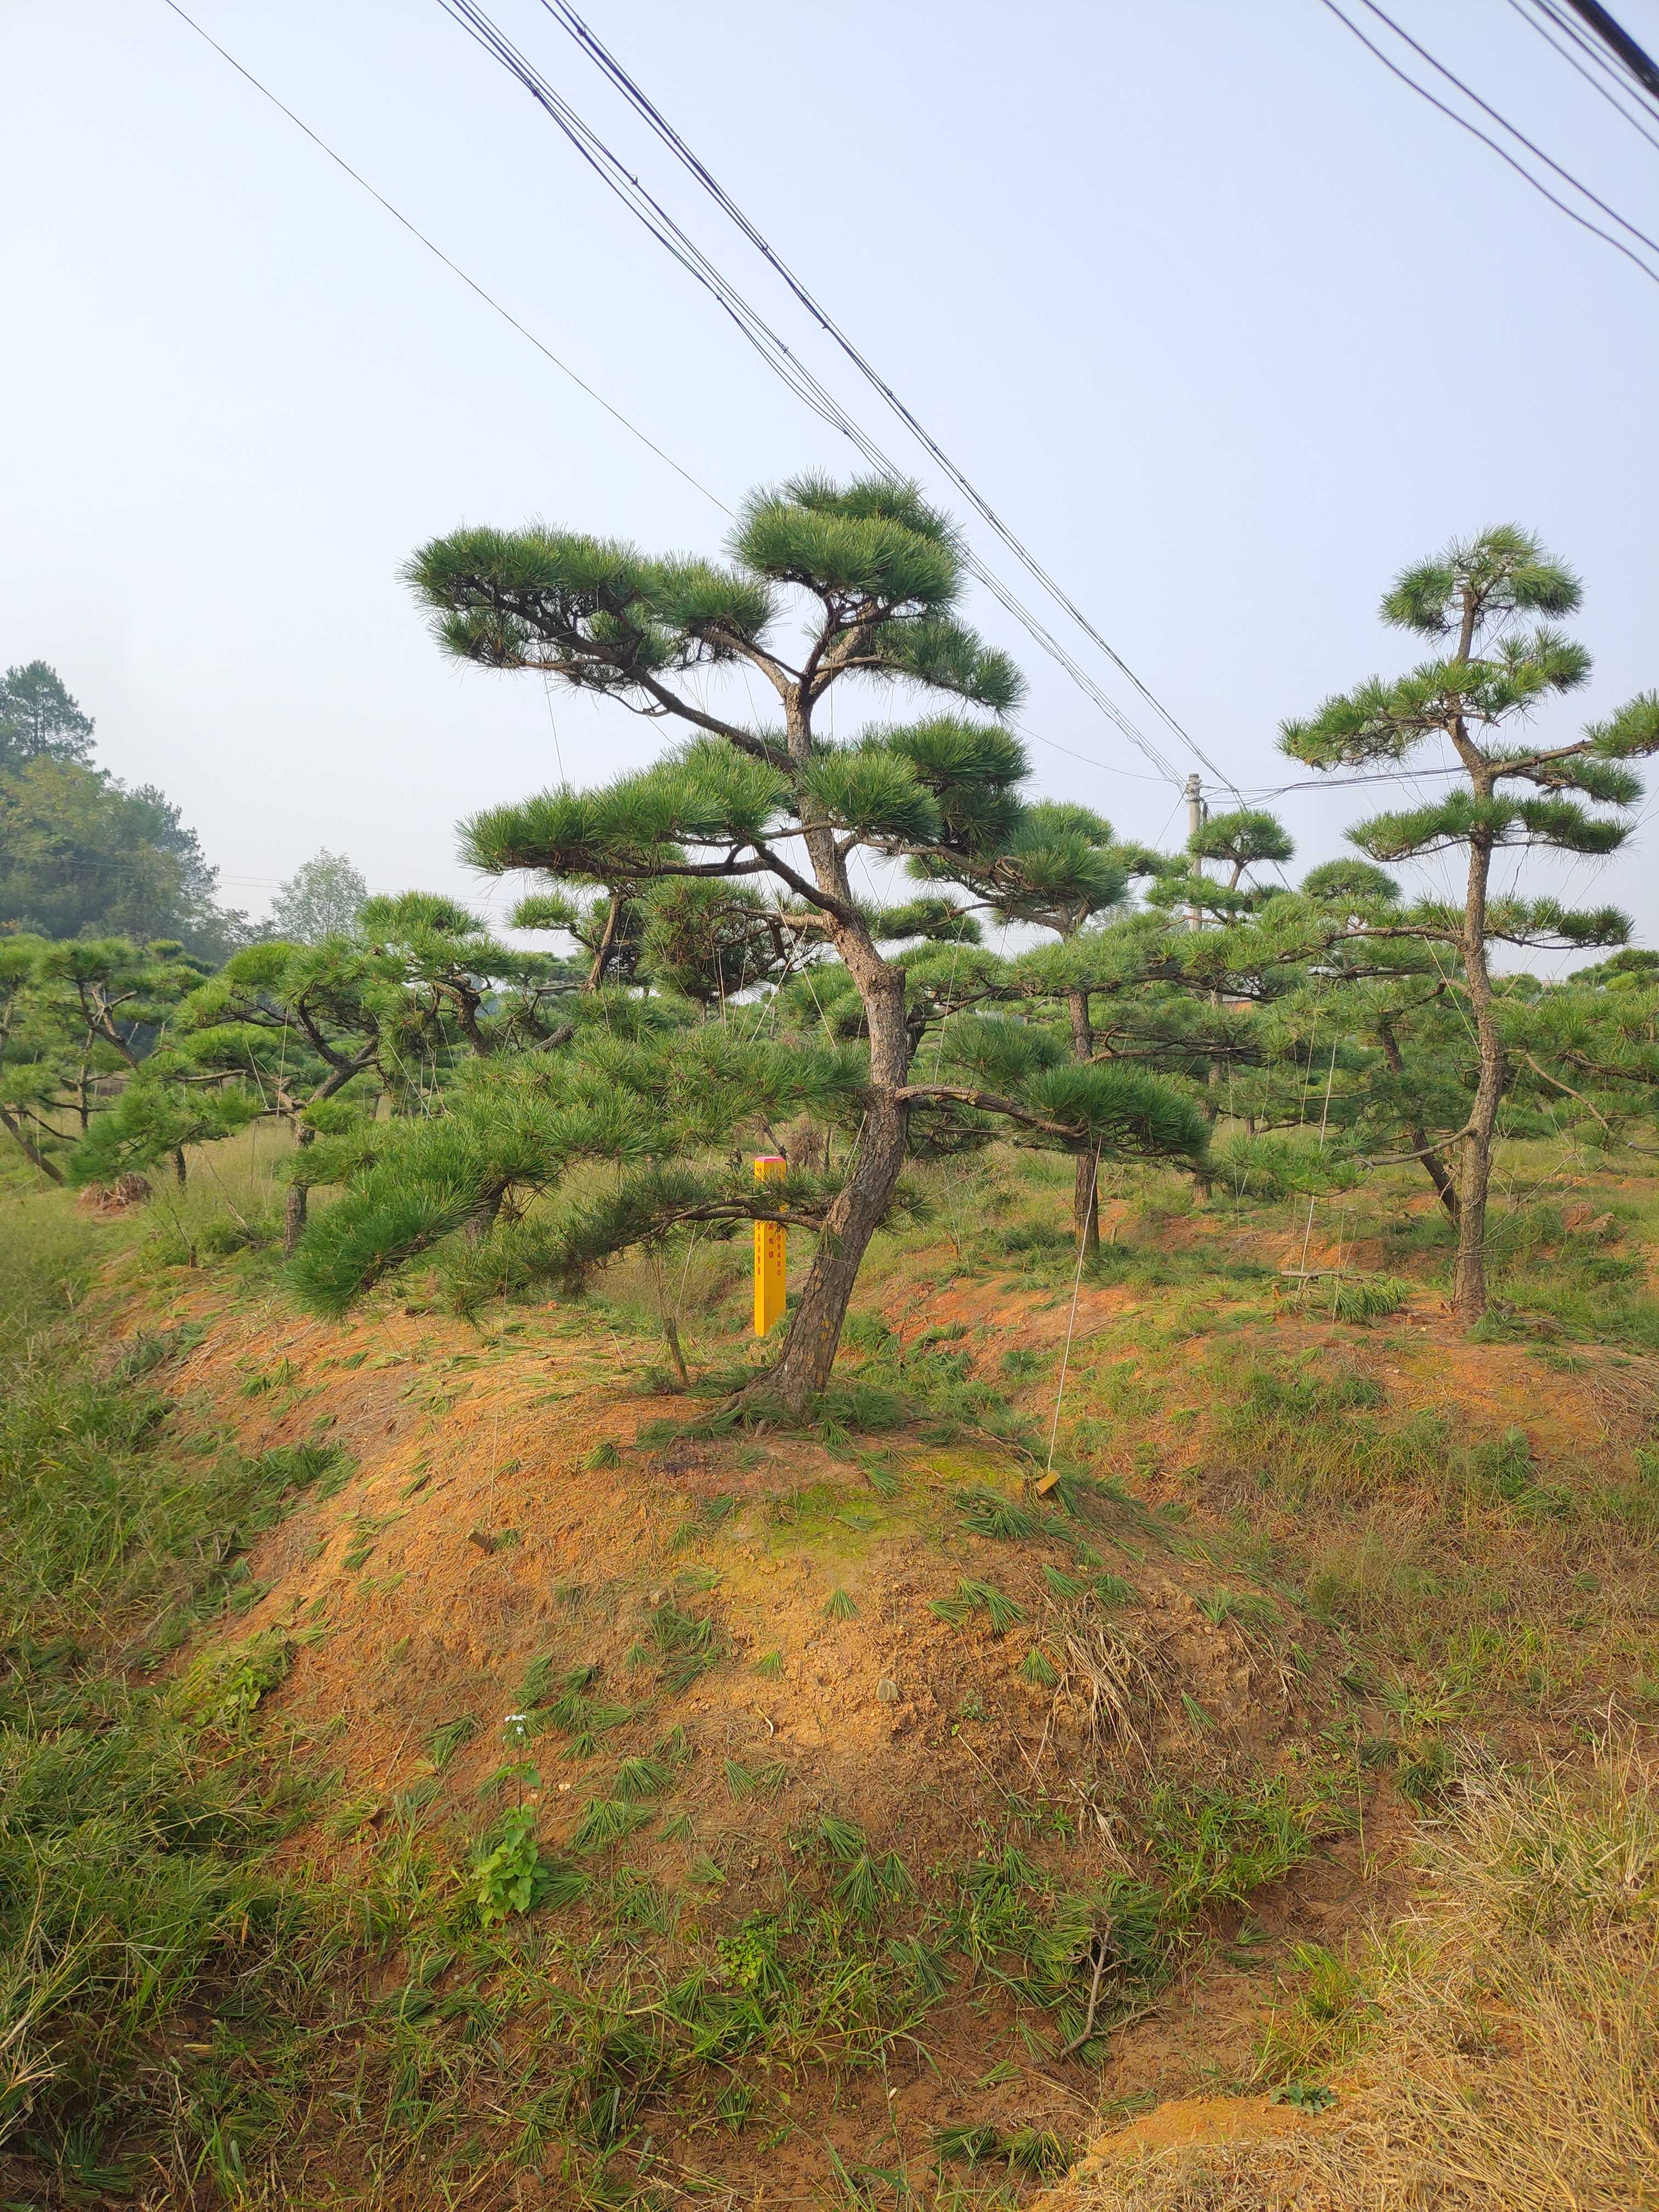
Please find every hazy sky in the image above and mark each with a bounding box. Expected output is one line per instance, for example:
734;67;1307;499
4;1;1657;956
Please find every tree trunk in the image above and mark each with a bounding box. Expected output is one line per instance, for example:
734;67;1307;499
284;1181;308;1256
0;1105;64;1183
1418;1136;1461;1226
1065;986;1100;1254
1376;1019;1459;1225
586;895;625;991
1073;1153;1100;1256
284;1124;314;1257
465;1187;504;1243
1453;836;1503;1324
174;1148;188;1187
760;962;910;1415
454;989;494;1057
662;1313;690;1391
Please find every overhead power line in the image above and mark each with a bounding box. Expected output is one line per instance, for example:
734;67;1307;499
1348;0;1659;256
151;3;1194;819
1534;0;1659;124
434;0;1234;799
1560;0;1659;105
1316;0;1659;287
1506;0;1659;151
532;0;1231;792
155;0;731;512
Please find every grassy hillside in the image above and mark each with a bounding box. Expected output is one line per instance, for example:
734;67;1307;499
2;1130;1656;2208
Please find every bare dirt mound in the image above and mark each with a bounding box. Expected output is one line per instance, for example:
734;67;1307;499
120;1272;1406;2205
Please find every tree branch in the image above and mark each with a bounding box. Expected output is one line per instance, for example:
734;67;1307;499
894;1082;1090;1143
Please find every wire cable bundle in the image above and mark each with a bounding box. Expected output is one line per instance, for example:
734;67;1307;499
434;0;1231;799
1319;0;1659;287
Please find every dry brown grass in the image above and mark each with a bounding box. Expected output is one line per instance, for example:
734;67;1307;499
1050;1612;1172;1765
1040;1745;1659;2212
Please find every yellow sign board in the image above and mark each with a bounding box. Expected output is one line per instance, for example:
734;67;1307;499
753;1154;787;1336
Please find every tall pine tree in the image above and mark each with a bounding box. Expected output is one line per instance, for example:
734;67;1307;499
1282;527;1659;1322
407;473;1206;1407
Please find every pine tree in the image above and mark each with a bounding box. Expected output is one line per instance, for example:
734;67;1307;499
0;663;95;768
918;802;1159;1249
404;473;1208;1408
1187;808;1295;895
1281;527;1659;1322
171;938;411;1251
359;891;578;1053
512;885;647;992
0;938;205;1182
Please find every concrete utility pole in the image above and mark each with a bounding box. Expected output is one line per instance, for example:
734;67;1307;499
1184;772;1205;929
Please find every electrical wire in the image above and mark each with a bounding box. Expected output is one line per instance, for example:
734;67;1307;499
1506;0;1659;151
1316;0;1659;286
433;0;1190;786
1556;0;1659;108
1548;0;1659;125
163;0;1238;814
432;0;1231;798
1536;0;1659;122
1240;764;1469;800
1348;0;1659;257
154;0;732;513
533;0;1237;796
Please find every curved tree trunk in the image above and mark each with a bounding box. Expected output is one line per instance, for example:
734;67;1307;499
762;962;910;1415
0;1105;64;1183
1376;1018;1459;1225
465;1186;504;1243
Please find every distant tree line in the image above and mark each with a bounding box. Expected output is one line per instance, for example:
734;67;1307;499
0;661;248;959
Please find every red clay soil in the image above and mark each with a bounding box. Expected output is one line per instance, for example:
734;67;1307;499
113;1266;1422;2205
1026;2089;1347;2212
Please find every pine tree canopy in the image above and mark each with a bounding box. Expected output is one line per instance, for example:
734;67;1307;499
464;744;790;882
66;1075;259;1189
359;889;484;941
1353;791;1630;864
911;797;1139;941
1279;528;1659;952
1008;915;1187;999
0;662;95;767
1297;859;1402;916
409;476;1022;724
290;1026;865;1316
1380;524;1581;638
170;938;407;1119
0;933;212;1182
1188;807;1296;880
634;878;798;1006
867;896;981;946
